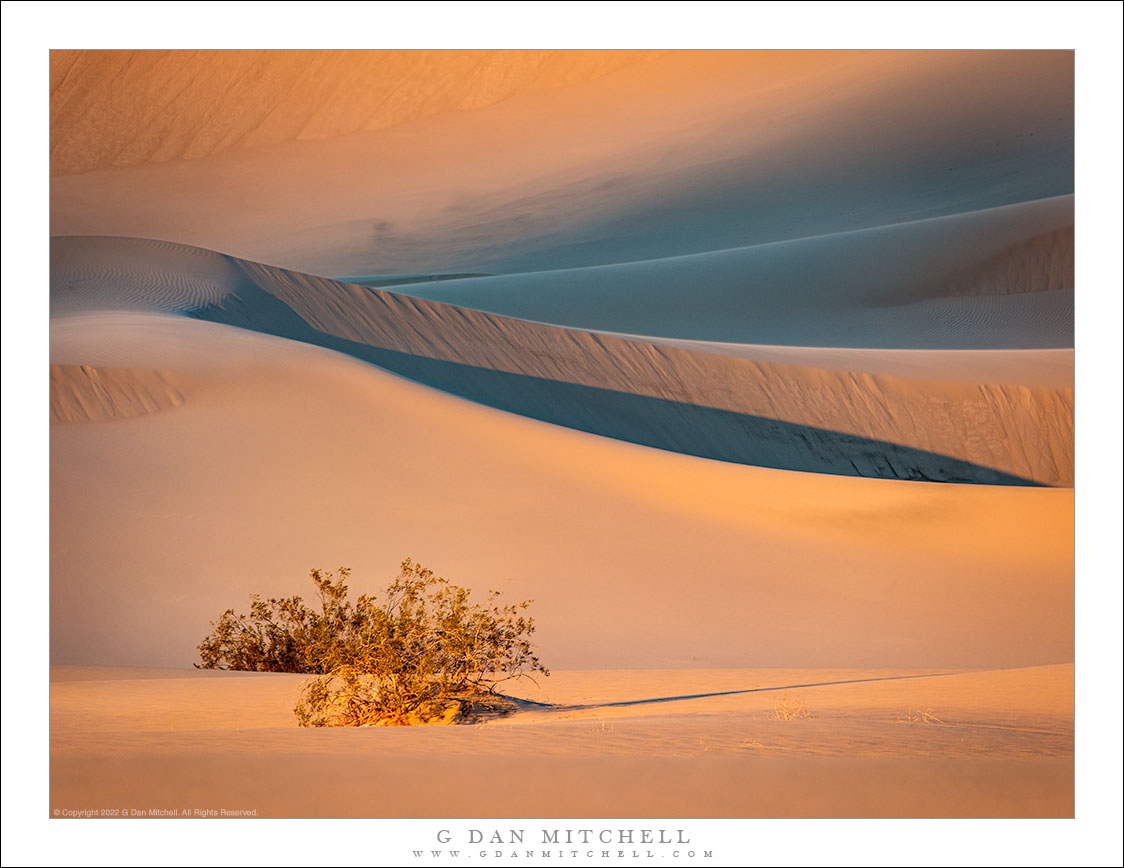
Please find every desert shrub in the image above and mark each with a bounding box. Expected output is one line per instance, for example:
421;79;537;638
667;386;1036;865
197;559;548;726
770;692;813;720
894;708;945;725
195;568;347;673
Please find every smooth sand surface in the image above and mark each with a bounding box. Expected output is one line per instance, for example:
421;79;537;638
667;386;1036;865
50;664;1073;817
51;51;1072;276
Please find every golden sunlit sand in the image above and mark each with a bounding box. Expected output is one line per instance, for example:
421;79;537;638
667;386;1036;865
51;665;1072;818
46;47;1075;821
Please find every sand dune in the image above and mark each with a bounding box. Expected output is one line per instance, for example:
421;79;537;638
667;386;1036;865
49;49;665;175
385;195;1074;347
50;308;1072;671
50;664;1073;817
52;236;1074;485
51;51;1072;275
49;234;1075;671
49;235;244;315
49;364;185;423
590;340;1074;390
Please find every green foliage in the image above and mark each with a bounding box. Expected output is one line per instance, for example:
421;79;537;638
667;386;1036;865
195;567;349;673
197;559;548;726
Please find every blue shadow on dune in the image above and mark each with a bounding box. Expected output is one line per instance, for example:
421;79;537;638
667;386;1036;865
189;271;1041;487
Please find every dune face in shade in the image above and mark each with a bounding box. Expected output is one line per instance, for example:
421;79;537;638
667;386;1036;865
381;195;1076;348
49;48;1074;821
51;236;1074;486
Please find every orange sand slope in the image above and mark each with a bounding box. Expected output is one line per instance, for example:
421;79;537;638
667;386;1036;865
50;50;667;175
51;243;1072;671
50;664;1073;818
50;51;1072;275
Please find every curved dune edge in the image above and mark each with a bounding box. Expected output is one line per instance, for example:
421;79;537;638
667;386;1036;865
585;336;1075;390
382;195;1074;347
50;363;185;423
49;312;1074;671
50;236;245;315
51;235;1074;485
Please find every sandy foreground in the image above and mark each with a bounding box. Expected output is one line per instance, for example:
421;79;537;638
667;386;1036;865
51;664;1072;818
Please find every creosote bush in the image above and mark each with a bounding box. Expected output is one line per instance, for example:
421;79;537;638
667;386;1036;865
770;692;813;721
197;558;548;726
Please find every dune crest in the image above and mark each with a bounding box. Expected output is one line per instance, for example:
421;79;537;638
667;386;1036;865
389;196;1074;347
50;236;242;315
50;235;1074;485
224;257;1075;485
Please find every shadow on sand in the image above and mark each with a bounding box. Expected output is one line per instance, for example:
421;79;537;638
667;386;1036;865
190;270;1040;486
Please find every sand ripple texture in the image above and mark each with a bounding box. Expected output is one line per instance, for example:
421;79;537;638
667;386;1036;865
50;50;662;175
50;236;241;315
50;364;185;423
51;236;1074;486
